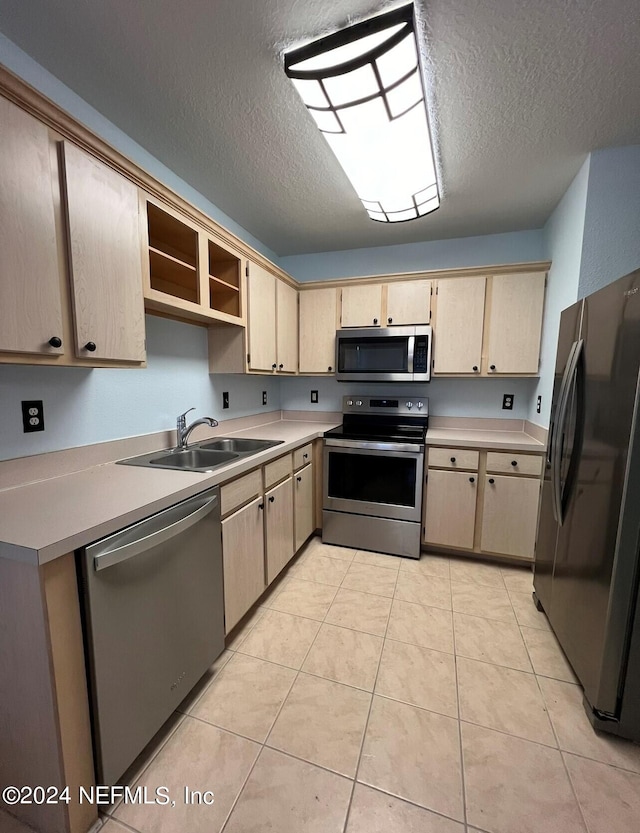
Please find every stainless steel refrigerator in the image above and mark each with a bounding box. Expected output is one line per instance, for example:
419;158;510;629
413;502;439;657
534;268;640;740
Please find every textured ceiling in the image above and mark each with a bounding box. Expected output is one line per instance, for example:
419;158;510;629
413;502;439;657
0;0;639;255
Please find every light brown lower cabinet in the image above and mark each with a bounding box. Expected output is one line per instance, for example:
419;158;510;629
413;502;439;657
424;469;477;550
294;463;314;552
265;476;294;583
221;495;266;633
480;474;540;559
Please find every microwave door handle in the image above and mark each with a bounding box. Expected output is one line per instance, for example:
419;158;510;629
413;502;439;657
407;336;415;374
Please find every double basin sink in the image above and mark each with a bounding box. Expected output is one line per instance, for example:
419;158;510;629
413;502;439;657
118;437;284;473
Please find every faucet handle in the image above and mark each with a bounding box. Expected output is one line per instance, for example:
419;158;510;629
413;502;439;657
177;407;196;423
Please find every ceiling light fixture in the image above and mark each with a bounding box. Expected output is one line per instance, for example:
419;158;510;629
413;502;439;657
284;4;439;223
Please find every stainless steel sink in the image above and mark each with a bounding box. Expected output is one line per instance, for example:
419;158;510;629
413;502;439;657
148;448;239;471
200;438;282;454
117;437;284;472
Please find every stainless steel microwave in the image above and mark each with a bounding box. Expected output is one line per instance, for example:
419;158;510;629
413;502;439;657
335;325;432;382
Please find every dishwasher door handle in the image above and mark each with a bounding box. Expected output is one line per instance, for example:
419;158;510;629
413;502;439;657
94;495;218;572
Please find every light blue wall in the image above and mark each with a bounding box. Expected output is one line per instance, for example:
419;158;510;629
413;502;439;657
280;376;537;420
0;33;279;263
578;145;640;298
279;229;546;282
0;316;281;461
529;159;590;426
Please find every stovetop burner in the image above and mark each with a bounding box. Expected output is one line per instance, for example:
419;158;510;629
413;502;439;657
324;395;429;444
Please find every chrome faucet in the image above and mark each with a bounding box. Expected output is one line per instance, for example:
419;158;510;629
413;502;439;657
176;408;219;450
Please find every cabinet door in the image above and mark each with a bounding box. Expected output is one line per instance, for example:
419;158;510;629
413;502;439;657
480;475;540;559
424;469;477;550
0;98;64;356
294;463;314;552
62;142;146;362
433;278;485;374
222;496;266;633
487;273;545;374
276;279;298;373
299;287;337;373
341;284;382;327
247;261;277;371
265;477;294;583
386;280;431;326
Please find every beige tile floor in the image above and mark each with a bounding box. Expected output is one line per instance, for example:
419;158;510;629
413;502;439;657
5;538;640;833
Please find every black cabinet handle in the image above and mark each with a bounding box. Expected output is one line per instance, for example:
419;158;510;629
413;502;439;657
450;457;456;463
272;363;277;369
303;453;308;459
279;363;284;369
489;478;495;484
268;495;275;503
373;318;378;324
469;477;475;483
511;460;518;467
328;365;333;372
85;342;97;352
472;365;478;371
296;476;302;482
490;364;496;371
258;503;264;510
388;317;392;324
48;336;62;348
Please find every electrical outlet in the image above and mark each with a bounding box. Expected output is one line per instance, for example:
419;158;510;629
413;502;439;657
502;393;514;410
536;395;542;414
22;400;45;433
222;391;229;409
262;390;268;406
311;390;319;404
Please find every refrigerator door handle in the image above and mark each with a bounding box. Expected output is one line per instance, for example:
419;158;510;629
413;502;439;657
552;339;584;526
550;340;578;523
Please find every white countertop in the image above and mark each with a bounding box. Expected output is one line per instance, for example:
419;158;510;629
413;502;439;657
426;426;546;452
0;419;338;566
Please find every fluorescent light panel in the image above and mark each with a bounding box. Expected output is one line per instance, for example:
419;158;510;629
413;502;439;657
285;4;439;223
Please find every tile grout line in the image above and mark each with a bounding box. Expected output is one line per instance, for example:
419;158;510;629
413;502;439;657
340;561;400;833
451;568;470;831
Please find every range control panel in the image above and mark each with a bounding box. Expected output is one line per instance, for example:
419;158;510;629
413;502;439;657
342;396;429;416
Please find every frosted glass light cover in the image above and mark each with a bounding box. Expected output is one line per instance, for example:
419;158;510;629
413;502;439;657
285;4;439;223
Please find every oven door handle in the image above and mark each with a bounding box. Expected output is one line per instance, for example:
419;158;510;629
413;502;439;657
324;438;424;454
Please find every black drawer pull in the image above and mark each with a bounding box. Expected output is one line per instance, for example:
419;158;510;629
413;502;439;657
472;365;478;371
268;495;275;503
303;453;308;459
85;341;97;352
388;317;392;324
296;476;302;482
48;336;62;348
450;457;456;463
511;460;518;467
490;364;496;371
272;363;277;369
489;478;495;484
258;503;264;510
279;363;284;369
469;476;475;483
328;365;333;371
373;318;378;324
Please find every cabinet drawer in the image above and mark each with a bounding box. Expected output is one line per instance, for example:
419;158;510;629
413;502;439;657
293;443;313;470
428;447;479;470
486;452;543;476
220;469;262;517
264;453;293;489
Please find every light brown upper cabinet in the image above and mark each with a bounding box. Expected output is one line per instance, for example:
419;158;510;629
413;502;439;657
0;97;64;357
299;287;338;373
486;272;546;374
62;142;146;362
276;279;298;373
247;261;277;371
341;284;383;327
143;195;244;327
432;278;486;374
386;280;431;325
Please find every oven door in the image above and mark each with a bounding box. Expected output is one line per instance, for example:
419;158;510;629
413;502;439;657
323;439;424;522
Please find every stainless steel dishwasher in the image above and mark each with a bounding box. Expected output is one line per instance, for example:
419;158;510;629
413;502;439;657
79;486;224;786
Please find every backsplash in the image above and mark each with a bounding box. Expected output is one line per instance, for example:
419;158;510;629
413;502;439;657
279;376;538;420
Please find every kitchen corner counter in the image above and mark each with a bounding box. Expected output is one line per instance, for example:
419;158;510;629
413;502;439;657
425;416;547;453
0;419;338;566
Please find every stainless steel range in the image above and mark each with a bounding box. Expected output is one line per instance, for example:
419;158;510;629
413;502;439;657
323;395;428;559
